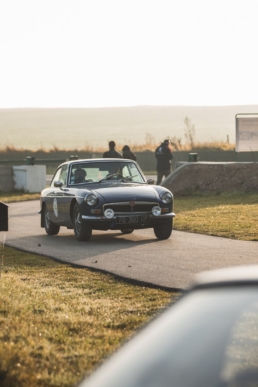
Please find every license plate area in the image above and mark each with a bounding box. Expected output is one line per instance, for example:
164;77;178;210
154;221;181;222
116;215;149;224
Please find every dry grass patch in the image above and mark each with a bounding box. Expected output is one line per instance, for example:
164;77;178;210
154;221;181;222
0;246;175;387
174;193;258;241
0;191;40;203
0;141;235;154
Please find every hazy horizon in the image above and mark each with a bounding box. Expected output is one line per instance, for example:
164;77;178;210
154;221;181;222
1;105;258;150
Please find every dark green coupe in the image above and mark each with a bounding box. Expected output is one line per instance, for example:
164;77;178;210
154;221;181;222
39;159;175;241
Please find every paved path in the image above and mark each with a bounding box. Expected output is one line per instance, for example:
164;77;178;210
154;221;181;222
2;200;257;290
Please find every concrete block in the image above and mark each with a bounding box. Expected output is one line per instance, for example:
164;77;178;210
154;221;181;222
12;165;46;193
0;167;14;192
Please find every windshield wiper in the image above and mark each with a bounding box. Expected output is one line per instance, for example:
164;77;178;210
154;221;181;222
122;174;138;182
99;173;123;183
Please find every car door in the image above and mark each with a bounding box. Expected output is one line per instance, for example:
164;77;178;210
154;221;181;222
61;165;77;225
46;165;68;224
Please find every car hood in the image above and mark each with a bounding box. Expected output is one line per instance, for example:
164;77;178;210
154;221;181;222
94;185;159;202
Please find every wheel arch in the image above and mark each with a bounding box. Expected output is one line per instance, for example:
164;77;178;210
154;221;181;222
70;198;78;222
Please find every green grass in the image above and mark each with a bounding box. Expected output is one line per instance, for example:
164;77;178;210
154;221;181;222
0;246;175;387
174;192;258;241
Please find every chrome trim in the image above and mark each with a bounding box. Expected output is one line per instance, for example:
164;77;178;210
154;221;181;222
82;215;107;220
104;211;156;216
150;212;175;219
103;201;158;206
81;212;175;221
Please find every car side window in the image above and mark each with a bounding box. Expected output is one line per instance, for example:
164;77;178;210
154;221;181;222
51;165;68;187
59;165;68;185
51;167;62;187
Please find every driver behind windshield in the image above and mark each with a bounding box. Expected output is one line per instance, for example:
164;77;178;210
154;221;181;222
107;165;122;179
74;168;86;184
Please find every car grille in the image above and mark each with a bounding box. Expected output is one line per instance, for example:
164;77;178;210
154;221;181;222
103;201;158;214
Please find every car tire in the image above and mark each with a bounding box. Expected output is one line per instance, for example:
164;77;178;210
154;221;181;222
153;220;173;240
44;205;60;236
73;203;92;241
120;229;134;234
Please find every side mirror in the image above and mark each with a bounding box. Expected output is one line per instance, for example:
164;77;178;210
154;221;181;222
54;181;63;188
147;179;155;185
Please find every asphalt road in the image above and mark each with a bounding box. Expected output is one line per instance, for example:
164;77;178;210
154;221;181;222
2;200;258;290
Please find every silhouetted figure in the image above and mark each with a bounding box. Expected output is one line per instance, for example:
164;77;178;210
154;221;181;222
103;141;122;158
155;139;173;185
122;145;137;161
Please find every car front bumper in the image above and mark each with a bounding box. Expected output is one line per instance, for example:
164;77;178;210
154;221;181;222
81;212;175;221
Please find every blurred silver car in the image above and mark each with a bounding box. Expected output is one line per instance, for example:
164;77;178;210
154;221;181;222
78;265;258;387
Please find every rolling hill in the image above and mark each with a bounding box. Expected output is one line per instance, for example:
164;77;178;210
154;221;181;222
1;105;258;150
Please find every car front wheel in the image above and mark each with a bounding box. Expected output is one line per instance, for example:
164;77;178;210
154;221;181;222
153;220;173;240
73;203;92;241
44;205;60;236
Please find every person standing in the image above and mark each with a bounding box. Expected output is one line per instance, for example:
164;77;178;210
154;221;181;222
155;139;173;185
103;141;122;158
122;145;137;161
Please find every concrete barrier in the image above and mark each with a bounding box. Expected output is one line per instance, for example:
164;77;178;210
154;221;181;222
161;162;258;194
12;165;46;192
0;167;14;192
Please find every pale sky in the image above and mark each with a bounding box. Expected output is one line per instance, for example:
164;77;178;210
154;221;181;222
1;0;258;108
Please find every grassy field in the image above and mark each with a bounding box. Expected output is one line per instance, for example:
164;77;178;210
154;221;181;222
174;192;258;241
0;138;234;156
0;246;175;387
0;191;257;387
0;191;40;203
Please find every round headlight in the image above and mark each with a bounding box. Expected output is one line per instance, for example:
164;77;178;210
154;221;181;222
85;193;98;206
104;208;115;219
152;206;161;216
160;191;172;204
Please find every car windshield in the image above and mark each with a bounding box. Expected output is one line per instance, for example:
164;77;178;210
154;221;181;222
69;161;145;185
142;286;258;387
81;286;258;387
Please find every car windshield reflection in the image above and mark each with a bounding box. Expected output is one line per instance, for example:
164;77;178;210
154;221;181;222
78;285;258;387
69;161;145;185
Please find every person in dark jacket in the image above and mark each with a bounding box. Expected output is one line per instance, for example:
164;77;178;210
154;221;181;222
103;141;122;158
155;139;173;185
122;145;137;161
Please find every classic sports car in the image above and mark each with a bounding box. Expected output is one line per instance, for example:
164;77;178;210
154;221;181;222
39;159;175;241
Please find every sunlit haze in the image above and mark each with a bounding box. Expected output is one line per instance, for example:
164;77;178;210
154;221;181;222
1;0;258;108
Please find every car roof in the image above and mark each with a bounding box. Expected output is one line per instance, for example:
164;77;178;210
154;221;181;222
60;158;136;167
191;265;258;289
